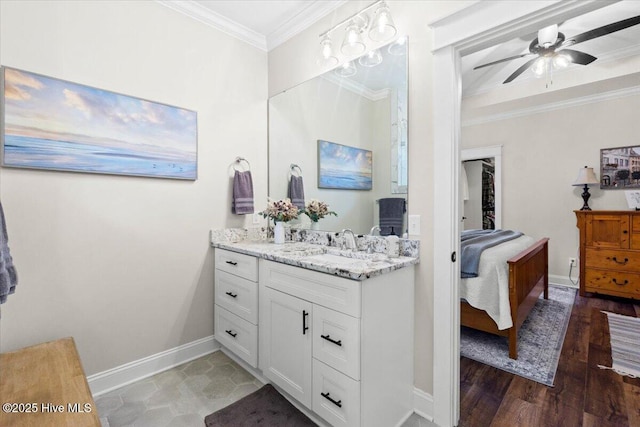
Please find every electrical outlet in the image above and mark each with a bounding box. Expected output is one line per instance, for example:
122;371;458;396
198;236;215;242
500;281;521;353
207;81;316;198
253;213;261;224
569;257;576;266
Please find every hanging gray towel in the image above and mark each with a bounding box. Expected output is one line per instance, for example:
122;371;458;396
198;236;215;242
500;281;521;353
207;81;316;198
232;170;254;214
379;198;405;236
0;201;18;305
288;175;305;210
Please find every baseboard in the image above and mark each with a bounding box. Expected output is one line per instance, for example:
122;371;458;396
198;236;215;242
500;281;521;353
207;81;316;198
549;274;579;289
88;335;219;396
413;387;434;422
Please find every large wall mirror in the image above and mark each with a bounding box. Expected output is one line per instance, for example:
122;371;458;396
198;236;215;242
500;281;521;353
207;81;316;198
268;38;408;235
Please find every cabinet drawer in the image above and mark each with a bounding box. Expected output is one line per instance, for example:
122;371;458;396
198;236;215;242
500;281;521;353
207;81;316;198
585;248;640;273
633;216;640;233
215;305;258;368
260;259;361;318
584;268;640;298
313;305;360;380
215;270;258;324
632;233;640;250
312;359;361;427
215;249;258;282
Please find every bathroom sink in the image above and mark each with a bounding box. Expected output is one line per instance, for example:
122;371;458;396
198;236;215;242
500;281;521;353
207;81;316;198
324;247;389;262
272;244;325;257
302;253;363;266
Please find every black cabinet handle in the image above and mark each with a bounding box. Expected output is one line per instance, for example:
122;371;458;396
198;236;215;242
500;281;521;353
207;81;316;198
612;278;629;286
623;230;629;234
225;260;238;266
302;310;309;335
611;257;629;265
225;329;237;338
321;392;342;408
225;291;238;298
321;334;342;347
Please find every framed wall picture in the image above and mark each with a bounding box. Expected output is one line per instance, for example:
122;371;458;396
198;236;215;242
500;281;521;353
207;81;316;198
1;67;197;180
317;140;372;190
600;145;640;189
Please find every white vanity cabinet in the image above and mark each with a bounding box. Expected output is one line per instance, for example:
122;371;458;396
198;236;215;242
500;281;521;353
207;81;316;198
259;259;414;427
214;249;259;368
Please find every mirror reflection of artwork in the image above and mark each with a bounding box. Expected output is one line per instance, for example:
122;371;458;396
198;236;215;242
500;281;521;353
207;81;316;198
625;191;640;209
600;146;640;189
318;140;372;190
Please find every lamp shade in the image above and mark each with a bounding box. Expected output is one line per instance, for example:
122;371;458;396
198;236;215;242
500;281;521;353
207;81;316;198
573;166;599;186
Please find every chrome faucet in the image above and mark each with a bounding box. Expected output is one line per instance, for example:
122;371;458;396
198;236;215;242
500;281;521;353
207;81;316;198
367;226;381;253
340;229;357;251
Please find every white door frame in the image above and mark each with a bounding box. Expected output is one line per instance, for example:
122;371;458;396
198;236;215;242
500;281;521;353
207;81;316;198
429;1;617;426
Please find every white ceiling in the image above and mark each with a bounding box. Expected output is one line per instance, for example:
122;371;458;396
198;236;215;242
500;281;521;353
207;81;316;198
461;1;640;97
158;0;346;51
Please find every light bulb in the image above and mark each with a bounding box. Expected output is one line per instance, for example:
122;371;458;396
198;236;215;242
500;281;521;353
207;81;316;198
369;4;396;42
317;35;338;67
531;57;548;77
553;53;570;69
341;21;366;56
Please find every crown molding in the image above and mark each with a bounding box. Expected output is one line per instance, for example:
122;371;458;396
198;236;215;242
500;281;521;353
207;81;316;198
267;1;347;50
157;1;347;52
462;84;640;127
156;0;267;51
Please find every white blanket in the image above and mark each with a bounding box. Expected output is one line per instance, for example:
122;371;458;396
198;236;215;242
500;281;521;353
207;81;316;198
460;235;536;330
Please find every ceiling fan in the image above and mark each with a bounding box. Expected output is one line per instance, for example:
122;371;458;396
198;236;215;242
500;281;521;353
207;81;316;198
474;15;640;84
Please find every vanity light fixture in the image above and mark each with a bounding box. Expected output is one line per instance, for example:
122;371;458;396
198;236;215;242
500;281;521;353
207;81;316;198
317;0;397;69
334;61;357;77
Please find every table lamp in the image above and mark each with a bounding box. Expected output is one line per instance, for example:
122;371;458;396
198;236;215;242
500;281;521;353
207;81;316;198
573;166;599;210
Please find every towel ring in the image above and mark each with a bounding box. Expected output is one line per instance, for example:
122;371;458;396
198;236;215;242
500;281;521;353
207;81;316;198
290;163;302;177
233;157;251;172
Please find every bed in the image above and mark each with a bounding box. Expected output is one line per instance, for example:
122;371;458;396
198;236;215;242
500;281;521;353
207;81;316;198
460;232;549;360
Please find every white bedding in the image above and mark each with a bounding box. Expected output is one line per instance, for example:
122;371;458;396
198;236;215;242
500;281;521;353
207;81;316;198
460;235;536;330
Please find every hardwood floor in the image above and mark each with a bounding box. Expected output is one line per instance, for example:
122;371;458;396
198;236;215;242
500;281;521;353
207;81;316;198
459;292;640;427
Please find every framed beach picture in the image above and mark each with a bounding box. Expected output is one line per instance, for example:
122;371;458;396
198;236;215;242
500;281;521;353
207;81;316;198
1;67;197;180
317;140;372;190
600;145;640;189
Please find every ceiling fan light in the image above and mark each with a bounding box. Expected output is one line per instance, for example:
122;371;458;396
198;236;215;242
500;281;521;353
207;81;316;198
553;53;571;69
538;24;558;47
531;57;548;77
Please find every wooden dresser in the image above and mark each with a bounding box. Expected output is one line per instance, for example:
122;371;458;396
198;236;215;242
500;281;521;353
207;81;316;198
575;210;640;300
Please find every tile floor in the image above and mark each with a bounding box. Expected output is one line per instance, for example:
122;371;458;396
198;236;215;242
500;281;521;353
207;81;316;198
95;350;435;427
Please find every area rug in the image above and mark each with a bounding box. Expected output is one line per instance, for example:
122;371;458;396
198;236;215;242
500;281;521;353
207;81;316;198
460;284;576;386
598;311;640;378
204;384;316;426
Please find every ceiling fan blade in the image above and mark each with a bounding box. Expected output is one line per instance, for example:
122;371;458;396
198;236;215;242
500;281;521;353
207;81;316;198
560;48;597;65
503;58;538;84
567;15;640;46
473;53;535;70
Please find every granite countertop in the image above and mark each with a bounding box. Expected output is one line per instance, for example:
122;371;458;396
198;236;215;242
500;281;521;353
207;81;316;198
212;240;419;281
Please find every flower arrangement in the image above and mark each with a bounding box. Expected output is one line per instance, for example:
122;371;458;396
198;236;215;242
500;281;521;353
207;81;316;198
303;199;337;223
259;198;299;222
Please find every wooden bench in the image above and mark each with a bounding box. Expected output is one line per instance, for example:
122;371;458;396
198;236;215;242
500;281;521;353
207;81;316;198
0;337;100;426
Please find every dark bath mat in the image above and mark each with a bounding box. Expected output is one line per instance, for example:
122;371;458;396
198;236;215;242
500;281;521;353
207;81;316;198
204;384;317;426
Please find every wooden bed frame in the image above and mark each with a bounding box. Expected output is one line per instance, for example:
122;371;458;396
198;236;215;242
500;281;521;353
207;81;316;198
460;238;549;360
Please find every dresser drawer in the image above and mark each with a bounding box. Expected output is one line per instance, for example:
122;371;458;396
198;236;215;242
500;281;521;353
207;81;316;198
312;359;361;427
584;268;640;298
631;233;640;250
215;249;258;282
313;305;360;380
215;306;258;368
585;248;640;273
260;259;361;318
215;270;258;324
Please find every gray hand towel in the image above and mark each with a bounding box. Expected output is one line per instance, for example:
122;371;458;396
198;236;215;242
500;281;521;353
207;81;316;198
232;170;254;214
288;175;305;210
379;198;405;236
0;201;18;305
